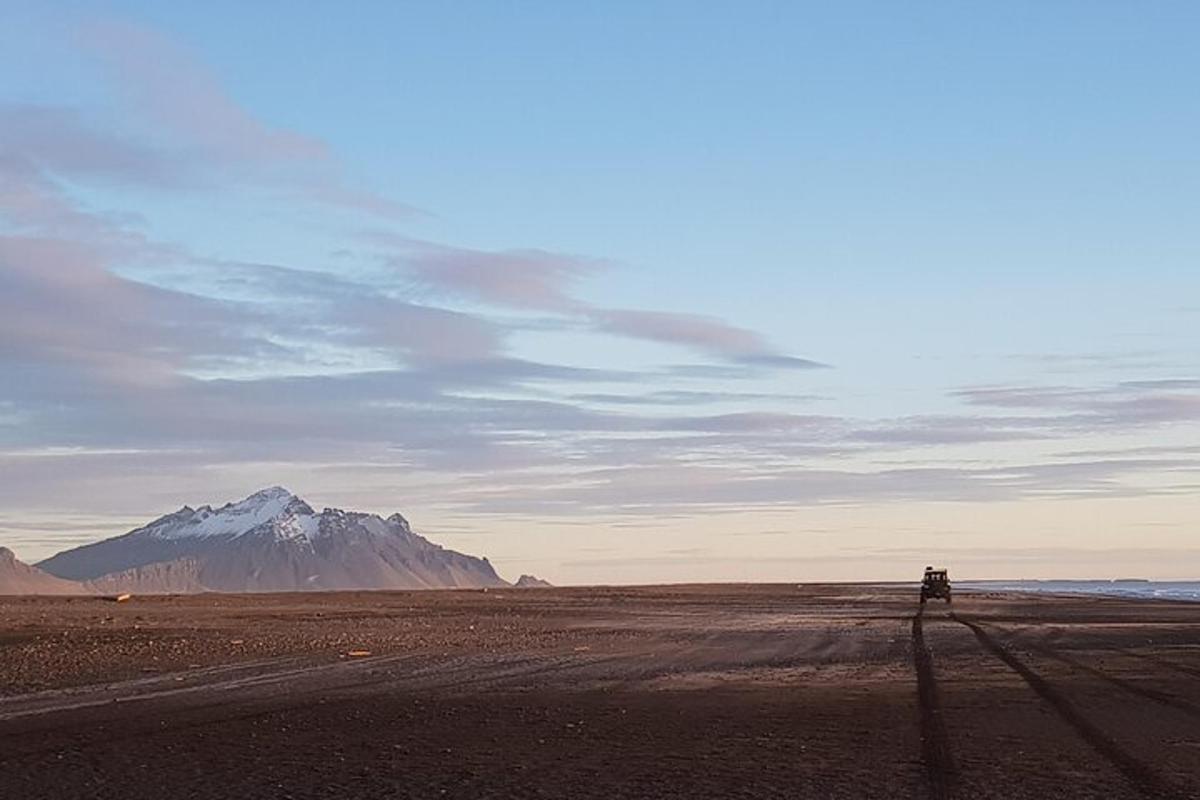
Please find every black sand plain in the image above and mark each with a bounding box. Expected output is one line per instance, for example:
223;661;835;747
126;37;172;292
2;585;1199;799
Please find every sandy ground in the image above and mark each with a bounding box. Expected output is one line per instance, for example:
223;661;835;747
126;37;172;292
1;585;1198;799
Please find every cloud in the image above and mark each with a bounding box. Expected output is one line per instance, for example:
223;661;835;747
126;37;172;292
1092;393;1200;425
73;19;415;219
449;455;1200;516
733;353;830;370
587;308;826;367
0;254;281;391
1052;444;1200;459
655;412;837;434
953;385;1097;409
0;167;504;393
569;390;817;406
79;19;325;163
848;414;1056;446
1118;378;1200;391
369;234;824;369
0;104;178;187
2;252;503;388
4;329;1200;525
588;308;761;355
0;155;143;240
0;155;271;385
388;238;601;311
1003;351;1178;372
953;381;1200;427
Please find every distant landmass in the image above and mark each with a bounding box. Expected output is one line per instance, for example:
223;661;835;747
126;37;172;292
3;488;511;594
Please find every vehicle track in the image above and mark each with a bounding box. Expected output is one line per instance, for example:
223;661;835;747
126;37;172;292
952;614;1186;800
1118;647;1200;680
0;653;397;724
911;608;955;800
1005;638;1200;721
0;650;641;768
0;650;555;725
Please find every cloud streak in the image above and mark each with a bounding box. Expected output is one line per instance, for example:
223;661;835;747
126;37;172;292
375;235;824;368
0;105;178;187
68;19;417;219
388;237;600;311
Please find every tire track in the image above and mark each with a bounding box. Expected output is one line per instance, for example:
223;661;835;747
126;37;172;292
0;650;546;725
1119;647;1200;680
1010;641;1200;721
0;651;625;764
912;609;955;800
952;615;1185;800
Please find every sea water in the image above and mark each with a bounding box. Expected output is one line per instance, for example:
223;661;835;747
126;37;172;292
960;580;1200;603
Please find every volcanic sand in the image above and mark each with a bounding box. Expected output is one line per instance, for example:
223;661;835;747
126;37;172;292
2;585;1199;798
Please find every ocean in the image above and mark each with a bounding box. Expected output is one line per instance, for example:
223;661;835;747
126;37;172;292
960;580;1200;602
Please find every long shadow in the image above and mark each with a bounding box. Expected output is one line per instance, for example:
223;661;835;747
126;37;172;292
912;607;955;800
952;614;1185;800
1018;643;1200;721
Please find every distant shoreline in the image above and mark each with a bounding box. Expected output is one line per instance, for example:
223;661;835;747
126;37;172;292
957;580;1200;603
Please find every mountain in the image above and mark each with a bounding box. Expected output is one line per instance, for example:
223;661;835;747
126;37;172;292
0;547;82;594
514;574;552;588
36;487;508;593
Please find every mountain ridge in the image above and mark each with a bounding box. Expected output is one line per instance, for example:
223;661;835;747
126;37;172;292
17;488;508;594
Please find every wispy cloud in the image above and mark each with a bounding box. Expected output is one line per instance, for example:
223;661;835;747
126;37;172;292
0;104;178;187
81;20;325;162
72;18;417;219
369;234;825;368
588;308;826;368
570;390;818;406
383;236;600;311
954;381;1200;427
953;385;1098;409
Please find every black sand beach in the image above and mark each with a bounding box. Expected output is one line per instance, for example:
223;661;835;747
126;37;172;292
2;585;1198;798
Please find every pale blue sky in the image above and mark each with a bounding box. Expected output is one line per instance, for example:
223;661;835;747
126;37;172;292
1;2;1197;581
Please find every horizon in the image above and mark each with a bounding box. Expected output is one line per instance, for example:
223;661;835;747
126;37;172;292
9;484;1200;585
2;3;1198;584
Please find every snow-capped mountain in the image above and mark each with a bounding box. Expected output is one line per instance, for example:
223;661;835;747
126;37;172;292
34;488;508;593
140;486;320;541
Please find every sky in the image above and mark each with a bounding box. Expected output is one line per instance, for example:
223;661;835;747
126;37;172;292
1;1;1198;583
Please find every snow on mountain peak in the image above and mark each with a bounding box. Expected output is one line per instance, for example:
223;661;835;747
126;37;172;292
243;486;297;505
130;488;428;547
145;487;316;541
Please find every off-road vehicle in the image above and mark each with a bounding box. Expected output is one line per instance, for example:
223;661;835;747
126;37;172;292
920;566;951;604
